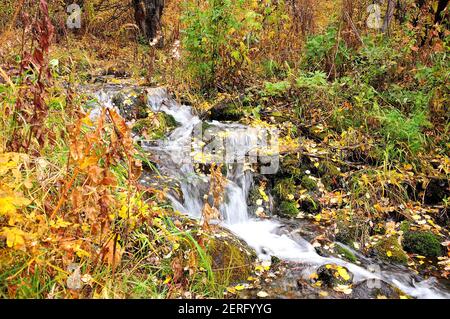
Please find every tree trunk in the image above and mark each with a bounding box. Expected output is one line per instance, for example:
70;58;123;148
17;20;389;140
382;0;396;34
132;0;164;45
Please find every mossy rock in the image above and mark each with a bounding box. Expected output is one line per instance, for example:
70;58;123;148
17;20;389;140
374;236;408;264
315;264;353;287
335;244;357;263
352;279;406;299
300;176;318;191
402;231;442;257
247;177;274;216
206;233;256;284
279;201;300;217
112;91;148;121
202;121;213;132
132;112;178;139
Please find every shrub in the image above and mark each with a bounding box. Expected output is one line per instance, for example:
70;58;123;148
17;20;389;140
303;25;352;75
181;0;262;90
263;80;291;97
377;109;431;155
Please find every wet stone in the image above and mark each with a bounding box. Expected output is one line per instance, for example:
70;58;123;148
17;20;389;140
352;279;403;299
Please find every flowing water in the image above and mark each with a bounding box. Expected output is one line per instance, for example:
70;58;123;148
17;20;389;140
90;84;450;299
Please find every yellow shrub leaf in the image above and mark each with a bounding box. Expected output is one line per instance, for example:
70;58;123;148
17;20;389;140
2;227;27;250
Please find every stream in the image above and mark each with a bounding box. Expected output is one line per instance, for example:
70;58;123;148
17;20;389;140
89;83;450;299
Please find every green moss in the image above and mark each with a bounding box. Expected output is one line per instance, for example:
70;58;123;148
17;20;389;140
374;236;408;264
399;221;410;233
402;231;442;257
279;201;300;217
335;244;357;263
132;118;151;134
274;178;296;200
301;175;318;191
202;121;213;131
160;112;178;128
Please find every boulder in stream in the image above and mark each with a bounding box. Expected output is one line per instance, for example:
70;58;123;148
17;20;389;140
315;264;354;287
352;279;405;299
112;89;149;121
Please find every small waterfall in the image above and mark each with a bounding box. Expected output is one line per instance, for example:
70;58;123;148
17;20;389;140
89;85;450;299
